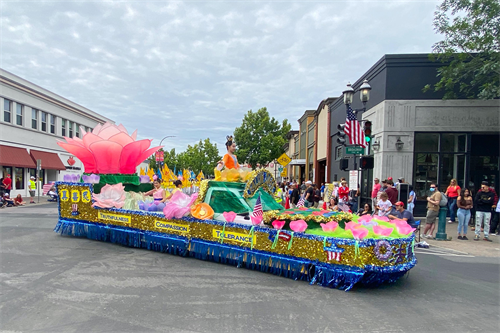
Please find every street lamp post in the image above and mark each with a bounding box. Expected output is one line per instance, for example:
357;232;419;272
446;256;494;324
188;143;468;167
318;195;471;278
342;79;372;211
157;136;176;170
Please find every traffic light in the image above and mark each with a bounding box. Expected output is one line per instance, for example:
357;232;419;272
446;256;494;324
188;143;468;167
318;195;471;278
340;158;349;171
359;156;374;170
337;123;347;145
363;121;372;143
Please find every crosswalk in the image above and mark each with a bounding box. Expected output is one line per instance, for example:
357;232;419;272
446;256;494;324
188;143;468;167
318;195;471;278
415;245;475;258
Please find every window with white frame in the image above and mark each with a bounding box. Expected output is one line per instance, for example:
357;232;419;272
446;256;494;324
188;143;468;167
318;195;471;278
69;121;73;138
4;99;12;123
41;111;47;132
75;124;80;138
50;114;55;134
16;103;23;126
61;118;66;136
31;109;38;129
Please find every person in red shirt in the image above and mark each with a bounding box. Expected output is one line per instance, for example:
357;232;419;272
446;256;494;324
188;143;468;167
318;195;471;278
338;180;350;204
445;179;461;224
14;194;25;206
371;178;381;211
3;174;12;196
385;179;398;205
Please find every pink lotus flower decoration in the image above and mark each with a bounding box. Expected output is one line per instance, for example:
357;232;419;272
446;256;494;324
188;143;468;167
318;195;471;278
163;191;198;219
374;216;390;222
320;221;338;233
358;215;372;223
344;221;358;231
250;215;263;225
272;220;285;230
373;225;394;237
289;220;308;233
396;222;415;236
57;122;162;174
92;183;126;208
222;211;237;223
351;226;369;240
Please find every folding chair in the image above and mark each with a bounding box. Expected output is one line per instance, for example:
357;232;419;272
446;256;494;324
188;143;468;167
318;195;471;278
414;220;421;242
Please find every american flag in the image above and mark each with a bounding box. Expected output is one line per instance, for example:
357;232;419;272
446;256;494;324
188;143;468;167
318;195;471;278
296;195;305;208
326;250;342;262
252;194;263;217
344;105;367;148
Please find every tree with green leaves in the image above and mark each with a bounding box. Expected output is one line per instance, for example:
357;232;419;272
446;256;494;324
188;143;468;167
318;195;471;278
424;0;500;99
182;138;221;177
234;107;291;169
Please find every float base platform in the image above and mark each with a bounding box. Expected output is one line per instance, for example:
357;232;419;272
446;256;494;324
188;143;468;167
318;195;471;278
54;219;412;291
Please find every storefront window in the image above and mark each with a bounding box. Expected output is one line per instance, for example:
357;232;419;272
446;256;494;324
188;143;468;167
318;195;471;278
440;153;466;191
441;134;466;152
15;167;24;190
3;167;13;182
415;133;438;152
414;153;438;200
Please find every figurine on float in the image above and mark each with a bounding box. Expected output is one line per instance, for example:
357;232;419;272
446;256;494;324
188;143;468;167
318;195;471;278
217;135;240;170
214;135;250;182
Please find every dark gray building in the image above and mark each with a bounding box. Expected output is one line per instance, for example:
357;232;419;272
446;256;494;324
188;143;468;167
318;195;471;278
329;54;499;215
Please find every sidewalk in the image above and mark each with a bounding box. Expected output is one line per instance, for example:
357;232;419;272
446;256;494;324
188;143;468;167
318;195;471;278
416;217;500;257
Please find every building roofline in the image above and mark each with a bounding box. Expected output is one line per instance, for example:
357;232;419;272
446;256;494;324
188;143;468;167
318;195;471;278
298;109;316;123
286;130;299;139
316;97;338;115
0;68;114;124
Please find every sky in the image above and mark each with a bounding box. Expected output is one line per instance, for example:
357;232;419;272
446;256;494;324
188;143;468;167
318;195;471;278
1;0;442;155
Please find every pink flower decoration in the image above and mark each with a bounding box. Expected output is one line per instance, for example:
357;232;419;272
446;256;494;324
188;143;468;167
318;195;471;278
320;221;338;233
374;216;390;222
222;211;237;222
351;226;369;240
289;220;308;233
397;223;415;236
57;122;162;174
92;183;126;208
250;215;263;225
358;214;372;222
163;191;198;219
272;220;285;230
373;225;394;236
344;221;358;231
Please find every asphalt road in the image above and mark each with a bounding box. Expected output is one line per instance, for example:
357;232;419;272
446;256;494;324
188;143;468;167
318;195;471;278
1;203;499;333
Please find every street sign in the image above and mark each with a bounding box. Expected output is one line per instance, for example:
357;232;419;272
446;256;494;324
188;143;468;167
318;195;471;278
277;153;291;167
278;166;283;172
345;146;364;154
281;169;287;177
349;170;358;190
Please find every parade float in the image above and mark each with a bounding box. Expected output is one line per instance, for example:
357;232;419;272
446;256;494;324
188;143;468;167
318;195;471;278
54;123;416;291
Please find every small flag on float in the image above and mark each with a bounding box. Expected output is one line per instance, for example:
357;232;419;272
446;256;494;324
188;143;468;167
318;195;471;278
326;250;342;262
252;194;263;217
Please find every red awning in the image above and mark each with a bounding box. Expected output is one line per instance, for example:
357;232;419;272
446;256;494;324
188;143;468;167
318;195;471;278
0;145;37;168
29;150;66;170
